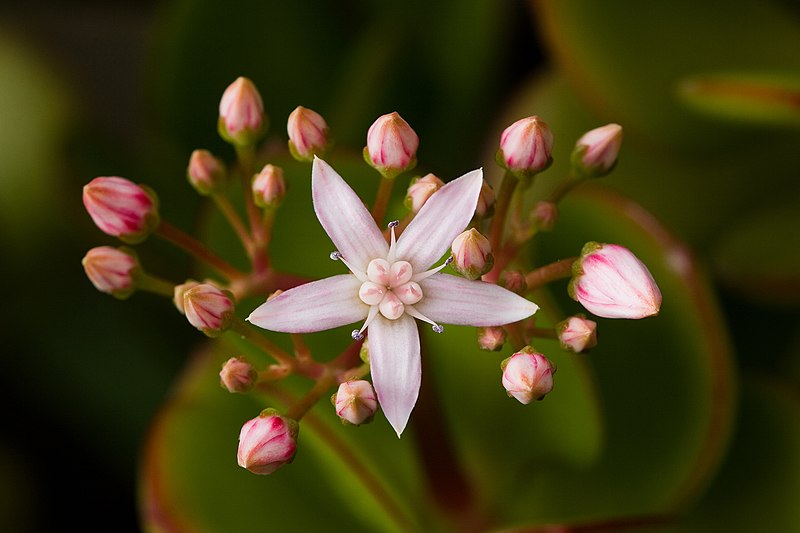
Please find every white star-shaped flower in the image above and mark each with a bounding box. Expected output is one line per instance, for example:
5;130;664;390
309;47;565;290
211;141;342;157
248;158;538;436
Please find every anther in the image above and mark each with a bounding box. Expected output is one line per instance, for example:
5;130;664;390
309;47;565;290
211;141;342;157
444;255;454;266
388;220;399;229
330;251;342;260
351;329;364;341
432;324;444;334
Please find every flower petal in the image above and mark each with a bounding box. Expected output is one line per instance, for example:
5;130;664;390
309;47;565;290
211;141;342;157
247;275;367;333
394;169;483;270
368;314;420;437
415;273;538;326
312;157;388;273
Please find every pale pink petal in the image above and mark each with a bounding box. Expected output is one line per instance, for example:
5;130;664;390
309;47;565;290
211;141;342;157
415;273;538;326
394;169;483;271
247;275;367;333
312;158;388;273
368;314;420;437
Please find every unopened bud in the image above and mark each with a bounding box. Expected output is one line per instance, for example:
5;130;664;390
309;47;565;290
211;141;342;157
237;409;298;475
332;380;378;426
405;173;444;213
451;228;493;280
569;242;661;319
287;106;330;161
497;116;553;177
531;201;558;232
252;164;286;208
82;246;140;299
556;315;598;353
173;279;200;314
218;76;266;146
364;112;419;177
571;123;622;178
187;149;226;195
183;283;235;336
475;180;496;218
82;177;159;244
500;270;528;294
477;326;507;351
220;357;257;393
501;347;556;404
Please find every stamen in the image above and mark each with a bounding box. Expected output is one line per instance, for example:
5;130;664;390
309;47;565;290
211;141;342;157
412;255;454;282
387;221;399;262
352;305;380;340
330;250;367;282
404;305;443;334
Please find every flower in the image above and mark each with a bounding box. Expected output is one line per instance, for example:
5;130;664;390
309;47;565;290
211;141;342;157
556;315;598;353
218;76;266;146
248;158;539;436
183;283;235;336
82;246;140;299
237;409;298;475
498;116;553;176
451;228;493;280
364;112;419;177
569;242;662;319
571;123;622;178
333;380;378;425
82;176;159;243
287;106;330;161
501;348;555;404
252;164;286;208
187;149;226;195
220;357;257;393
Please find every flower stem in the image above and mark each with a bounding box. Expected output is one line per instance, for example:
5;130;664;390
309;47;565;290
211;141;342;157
488;171;517;255
211;193;254;255
156;222;243;281
530;327;557;340
137;273;174;297
229;316;296;370
371;176;395;225
285;368;336;420
546;173;582;204
525;257;576;291
235;145;268;273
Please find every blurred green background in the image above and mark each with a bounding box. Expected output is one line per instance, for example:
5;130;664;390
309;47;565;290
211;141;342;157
1;0;798;531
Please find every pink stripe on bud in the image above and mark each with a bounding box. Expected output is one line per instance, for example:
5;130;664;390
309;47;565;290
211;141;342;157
333;380;378;425
237;410;298;475
365;112;419;176
501;348;555;404
82;246;139;299
82;177;159;243
183;283;235;336
499;116;553;175
287;106;330;161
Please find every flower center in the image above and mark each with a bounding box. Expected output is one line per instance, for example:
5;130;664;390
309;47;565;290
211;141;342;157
330;220;450;341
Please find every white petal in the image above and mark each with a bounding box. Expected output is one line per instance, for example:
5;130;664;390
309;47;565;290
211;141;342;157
394;169;483;270
247;275;367;333
415;273;538;326
312;157;388;272
368;314;420;437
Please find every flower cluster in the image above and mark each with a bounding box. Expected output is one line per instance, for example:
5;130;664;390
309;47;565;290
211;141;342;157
81;76;660;475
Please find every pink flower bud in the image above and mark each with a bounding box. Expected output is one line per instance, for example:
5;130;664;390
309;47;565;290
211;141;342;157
531;201;558;232
173;279;199;314
572;123;622;178
405;173;444;213
498;116;553;175
475;180;496;218
220;357;257;393
569;242;662;319
218;76;266;146
187;149;226;195
451;228;493;280
237;409;298;475
556;315;598;353
82;177;159;244
501;348;556;404
500;270;528;294
252;164;286;208
183;283;235;336
332;380;378;425
82;246;140;299
287;106;330;161
477;326;507;351
364;112;419;177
